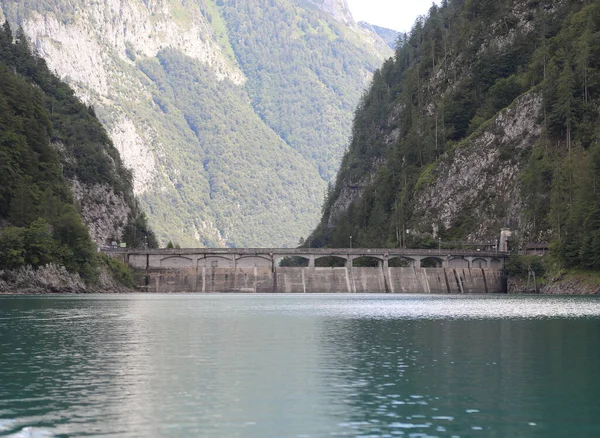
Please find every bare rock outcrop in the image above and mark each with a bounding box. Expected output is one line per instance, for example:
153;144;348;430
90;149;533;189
412;92;543;241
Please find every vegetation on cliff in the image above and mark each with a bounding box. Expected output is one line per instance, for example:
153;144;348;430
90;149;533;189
0;23;155;285
0;0;390;247
310;0;600;272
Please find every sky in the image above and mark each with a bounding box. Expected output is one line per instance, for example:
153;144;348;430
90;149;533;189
346;0;439;32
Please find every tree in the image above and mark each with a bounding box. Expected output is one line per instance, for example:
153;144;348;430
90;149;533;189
53;204;97;281
0;226;26;270
23;218;57;267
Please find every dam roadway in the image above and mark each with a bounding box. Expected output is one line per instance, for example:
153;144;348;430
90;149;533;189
106;248;509;294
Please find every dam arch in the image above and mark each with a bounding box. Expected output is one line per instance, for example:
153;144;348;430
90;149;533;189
314;255;348;268
198;256;234;268
420;257;444;268
351;256;383;267
161;256;193;269
388;256;415;267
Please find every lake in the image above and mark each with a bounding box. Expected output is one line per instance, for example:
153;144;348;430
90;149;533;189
1;294;600;437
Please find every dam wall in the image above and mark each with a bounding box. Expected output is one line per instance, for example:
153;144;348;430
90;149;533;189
135;267;506;294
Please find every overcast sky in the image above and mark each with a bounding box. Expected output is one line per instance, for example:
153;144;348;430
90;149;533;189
346;0;440;32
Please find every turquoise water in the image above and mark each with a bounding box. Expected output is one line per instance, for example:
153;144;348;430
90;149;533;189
1;294;600;437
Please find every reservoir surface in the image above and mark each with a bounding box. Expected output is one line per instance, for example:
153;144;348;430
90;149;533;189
1;294;600;437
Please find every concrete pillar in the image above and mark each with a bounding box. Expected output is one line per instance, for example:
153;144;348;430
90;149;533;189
466;257;473;269
308;254;315;268
271;253;277;293
383;259;389;269
191;256;199;292
442;256;449;268
232;255;238;291
377;260;383;268
413;257;422;268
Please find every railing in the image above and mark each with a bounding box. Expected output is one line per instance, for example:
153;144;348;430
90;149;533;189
102;247;509;258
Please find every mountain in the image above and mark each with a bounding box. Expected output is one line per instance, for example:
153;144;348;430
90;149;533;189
358;22;399;49
0;0;391;248
309;0;600;273
0;22;155;287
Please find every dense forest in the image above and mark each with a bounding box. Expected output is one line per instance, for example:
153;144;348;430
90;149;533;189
0;23;156;283
310;0;600;272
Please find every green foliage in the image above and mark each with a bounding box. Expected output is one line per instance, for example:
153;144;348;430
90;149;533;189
99;253;134;288
0;226;26;269
122;212;158;249
136;48;327;248
218;0;387;181
505;255;546;279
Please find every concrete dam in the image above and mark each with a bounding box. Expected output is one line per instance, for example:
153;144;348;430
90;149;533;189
107;248;509;294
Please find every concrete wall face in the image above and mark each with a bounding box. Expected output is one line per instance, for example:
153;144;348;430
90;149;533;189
135;267;506;294
198;256;234;268
449;258;469;268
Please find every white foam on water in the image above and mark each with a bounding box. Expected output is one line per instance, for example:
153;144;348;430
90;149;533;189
0;419;17;432
7;426;54;438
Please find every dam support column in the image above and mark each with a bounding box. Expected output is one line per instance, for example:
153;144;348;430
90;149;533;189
382;255;390;293
271;253;277;293
465;257;473;269
191;256;199;292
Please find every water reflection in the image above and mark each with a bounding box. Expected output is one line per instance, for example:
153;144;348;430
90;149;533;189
1;295;600;437
319;315;600;436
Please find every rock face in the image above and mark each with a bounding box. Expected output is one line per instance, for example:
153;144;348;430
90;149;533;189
358;22;399;49
304;0;354;23
1;0;390;248
0;264;133;294
412;93;543;241
70;179;131;245
17;0;243;194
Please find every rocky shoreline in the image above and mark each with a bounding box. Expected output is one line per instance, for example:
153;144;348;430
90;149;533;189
508;276;600;295
0;264;133;294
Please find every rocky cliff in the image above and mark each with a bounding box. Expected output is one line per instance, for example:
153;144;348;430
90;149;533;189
304;0;353;24
1;0;391;248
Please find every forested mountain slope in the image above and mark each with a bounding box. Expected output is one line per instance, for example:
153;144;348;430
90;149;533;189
0;23;155;285
0;0;391;247
311;0;600;271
